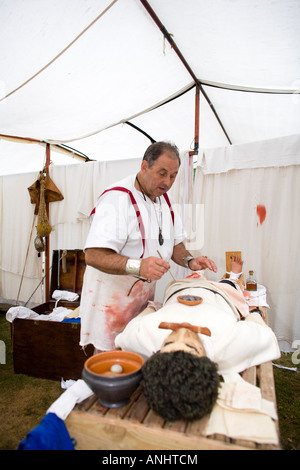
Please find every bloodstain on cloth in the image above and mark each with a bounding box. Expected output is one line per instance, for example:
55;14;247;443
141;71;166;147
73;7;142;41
256;205;266;226
80;266;156;351
104;280;155;346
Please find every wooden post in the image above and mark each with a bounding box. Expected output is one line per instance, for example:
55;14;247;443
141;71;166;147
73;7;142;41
194;85;200;155
188;85;200;165
45;144;51;301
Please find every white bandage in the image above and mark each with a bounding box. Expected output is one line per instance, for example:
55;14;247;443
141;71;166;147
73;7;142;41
227;271;243;281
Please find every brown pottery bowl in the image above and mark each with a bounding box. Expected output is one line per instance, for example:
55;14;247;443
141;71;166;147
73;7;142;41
82;350;144;408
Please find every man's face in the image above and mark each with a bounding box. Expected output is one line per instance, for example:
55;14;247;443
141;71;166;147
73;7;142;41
141;152;179;200
160;328;206;357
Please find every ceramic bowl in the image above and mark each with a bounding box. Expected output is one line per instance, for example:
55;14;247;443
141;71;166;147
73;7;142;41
82;350;144;408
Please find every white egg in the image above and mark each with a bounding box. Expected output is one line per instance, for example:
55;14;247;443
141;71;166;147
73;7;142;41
110;363;123;373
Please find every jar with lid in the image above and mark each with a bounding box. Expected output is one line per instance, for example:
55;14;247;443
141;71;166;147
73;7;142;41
246;270;257;291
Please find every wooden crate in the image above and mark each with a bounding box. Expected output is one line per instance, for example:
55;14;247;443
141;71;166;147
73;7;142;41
65;308;280;450
11;250;93;380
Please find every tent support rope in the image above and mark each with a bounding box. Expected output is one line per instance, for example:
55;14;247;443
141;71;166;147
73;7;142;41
139;0;232;145
16;214;37;305
0;0;119;103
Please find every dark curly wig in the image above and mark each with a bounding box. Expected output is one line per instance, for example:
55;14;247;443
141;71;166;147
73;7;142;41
141;350;220;422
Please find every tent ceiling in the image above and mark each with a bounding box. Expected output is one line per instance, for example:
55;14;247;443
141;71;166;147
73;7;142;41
0;0;300;171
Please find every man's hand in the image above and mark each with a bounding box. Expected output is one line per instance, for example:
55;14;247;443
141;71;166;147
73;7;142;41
140;256;170;280
189;256;217;273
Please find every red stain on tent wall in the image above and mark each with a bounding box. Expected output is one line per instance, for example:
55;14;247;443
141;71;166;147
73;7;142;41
256;205;266;226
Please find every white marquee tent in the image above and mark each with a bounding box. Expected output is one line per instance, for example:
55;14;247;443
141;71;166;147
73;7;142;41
1;0;300;351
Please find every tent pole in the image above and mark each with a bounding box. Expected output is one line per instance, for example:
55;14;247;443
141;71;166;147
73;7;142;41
125;121;156;143
139;0;232;145
194;85;200;155
189;85;200;157
0;133;92;162
45;144;51;302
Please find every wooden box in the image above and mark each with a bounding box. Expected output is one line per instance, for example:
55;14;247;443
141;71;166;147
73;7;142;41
11;250;93;381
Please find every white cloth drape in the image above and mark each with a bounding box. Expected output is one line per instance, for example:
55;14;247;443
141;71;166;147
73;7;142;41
0;171;43;305
169;150;194;276
49;158;141;250
199;134;300;175
1;134;299;351
193;135;300;351
0;158;140;305
154;150;194;301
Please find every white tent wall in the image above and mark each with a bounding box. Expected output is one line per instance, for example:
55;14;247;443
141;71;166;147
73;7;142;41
0;156;141;306
0;147;189;306
1;0;300;354
0;140;86;306
1;134;299;352
48;157;142;251
0;170;44;305
192;134;300;352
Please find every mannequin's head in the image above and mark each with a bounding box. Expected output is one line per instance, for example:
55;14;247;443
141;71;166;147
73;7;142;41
141;327;220;421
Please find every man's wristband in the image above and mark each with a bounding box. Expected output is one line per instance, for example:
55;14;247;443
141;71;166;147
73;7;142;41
183;256;194;269
125;258;141;276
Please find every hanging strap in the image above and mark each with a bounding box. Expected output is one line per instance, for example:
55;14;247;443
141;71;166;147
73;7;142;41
90;186;174;259
162;192;174;225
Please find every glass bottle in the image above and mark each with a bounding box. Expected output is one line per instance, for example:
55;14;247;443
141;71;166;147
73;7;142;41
246;270;257;291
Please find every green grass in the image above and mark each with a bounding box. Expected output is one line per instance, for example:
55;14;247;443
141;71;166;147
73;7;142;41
0;312;62;450
0;312;299;450
273;353;300;450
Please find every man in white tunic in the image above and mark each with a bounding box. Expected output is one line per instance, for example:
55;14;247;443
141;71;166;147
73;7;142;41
80;142;217;351
115;258;280;421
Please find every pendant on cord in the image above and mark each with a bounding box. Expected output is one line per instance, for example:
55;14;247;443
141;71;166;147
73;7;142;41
159;229;164;246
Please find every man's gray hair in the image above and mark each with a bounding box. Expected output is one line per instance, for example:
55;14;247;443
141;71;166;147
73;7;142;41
143;141;180;168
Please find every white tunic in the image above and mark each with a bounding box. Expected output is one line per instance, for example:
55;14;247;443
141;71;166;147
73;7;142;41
115;278;280;377
80;175;186;351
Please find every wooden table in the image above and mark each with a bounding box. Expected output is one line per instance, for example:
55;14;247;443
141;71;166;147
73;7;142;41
65;308;280;450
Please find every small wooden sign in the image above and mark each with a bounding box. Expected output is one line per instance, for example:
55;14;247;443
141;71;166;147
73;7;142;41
225;251;242;273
